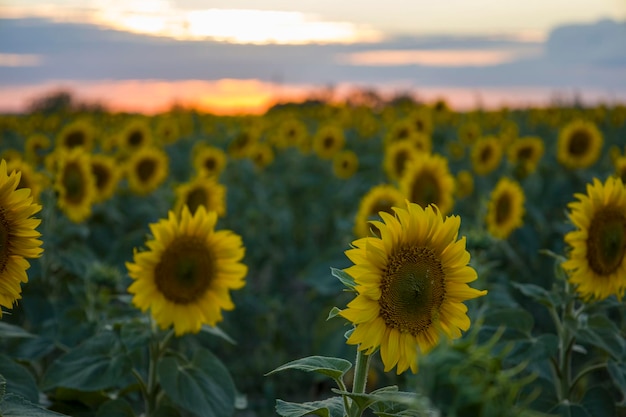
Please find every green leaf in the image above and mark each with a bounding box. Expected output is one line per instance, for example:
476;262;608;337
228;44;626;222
581;386;616;417
327;307;342;321
481;307;534;338
0;322;36;339
158;348;236;417
200;324;236;345
607;361;626;405
275;397;345;417
0;354;39;403
0;374;6;400
0;393;69;416
551;403;591;417
577;314;625;360
331;268;356;290
41;331;132;391
511;282;560;308
96;399;136;417
334;387;429;415
265;356;352;380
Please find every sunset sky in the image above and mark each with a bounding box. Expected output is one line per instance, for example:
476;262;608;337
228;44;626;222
1;0;625;113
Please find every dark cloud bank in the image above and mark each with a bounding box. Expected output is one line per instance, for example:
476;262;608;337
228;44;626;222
1;17;625;91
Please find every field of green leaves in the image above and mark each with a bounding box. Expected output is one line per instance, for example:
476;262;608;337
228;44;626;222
0;99;625;417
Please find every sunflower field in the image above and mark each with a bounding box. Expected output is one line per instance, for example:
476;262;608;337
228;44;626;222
0;99;625;417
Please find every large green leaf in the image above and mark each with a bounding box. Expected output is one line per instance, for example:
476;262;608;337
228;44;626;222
481;307;534;338
577;314;625;360
95;399;136;417
607;361;626;406
0;322;36;339
0;354;39;403
157;347;236;417
275;397;345;417
581;386;616;417
0;393;69;417
511;282;560;309
41;330;132;391
551;403;591;417
266;356;352;380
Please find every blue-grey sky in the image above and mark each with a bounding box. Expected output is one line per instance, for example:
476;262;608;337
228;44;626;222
0;1;625;112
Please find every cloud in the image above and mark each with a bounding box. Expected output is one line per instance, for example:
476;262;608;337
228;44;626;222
0;17;625;93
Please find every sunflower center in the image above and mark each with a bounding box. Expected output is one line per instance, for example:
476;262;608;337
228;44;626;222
495;192;512;225
517;146;533;161
128;130;144;147
480;145;493;163
65;130;86;148
323;136;335;149
586;207;626;275
137;158;156;182
0;208;10;272
410;171;440;208
394;150;410;177
186;187;207;214
568;129;591;156
92;164;111;191
62;162;86;203
397;128;409;140
203;157;217;171
379;246;446;336
155;237;215;304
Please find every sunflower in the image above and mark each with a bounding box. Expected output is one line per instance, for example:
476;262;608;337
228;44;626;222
340;202;487;374
54;149;96;223
228;128;259;159
485;178;525;240
458;121;482;145
154;116;180;145
408;107;433;136
353;184;405;238
0;159;44;317
125;147;169;196
557;120;603;169
174;176;226;217
384;118;414;145
248;142;275;170
333;150;359;180
562;177;626;301
614;156;626;184
193;146;228;178
400;153;455;215
383;140;421;181
455;170;474;199
313;125;346;160
118;118;153;154
24;134;51;166
471;136;503;176
126;206;247;335
507;136;544;178
90;154;121;203
272;118;308;150
56;119;95;152
6;159;46;203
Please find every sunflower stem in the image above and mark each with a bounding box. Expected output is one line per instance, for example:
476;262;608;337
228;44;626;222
144;326;175;416
348;348;371;417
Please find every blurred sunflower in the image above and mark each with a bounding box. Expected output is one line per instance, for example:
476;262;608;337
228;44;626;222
248;142;275;170
340;202;487;374
557;120;603;169
400;153;455;215
409;132;432;154
0;159;43;318
54;149;96;223
228;128;259;159
24;134;51;166
174;176;226;217
562;177;626;301
614;156;626;183
408;107;433;136
353;184;405;238
90;154;121;203
458;121;482;145
273;118;308;150
7;159;46;203
455;170;474;199
332;150;359;180
312;125;346;160
471;136;503;176
384;118;414;145
118;118;153;154
507;136;544;178
383;140;420;181
485;178;525;240
56;119;95;151
154;116;180;145
126;206;247;335
125;147;169;196
193;146;227;178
